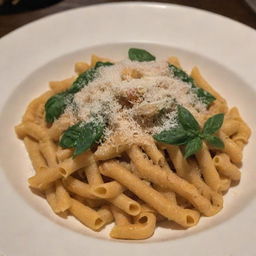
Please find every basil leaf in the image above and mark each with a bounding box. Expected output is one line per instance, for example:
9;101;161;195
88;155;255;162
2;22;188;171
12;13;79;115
194;87;216;106
178;105;200;132
45;92;72;123
128;48;156;62
59;121;104;157
153;127;194;145
68;68;97;94
202;113;224;135
45;62;114;123
169;64;216;106
73;122;104;157
169;64;194;84
205;135;224;149
94;61;113;69
59;122;82;148
184;137;202;158
69;62;113;94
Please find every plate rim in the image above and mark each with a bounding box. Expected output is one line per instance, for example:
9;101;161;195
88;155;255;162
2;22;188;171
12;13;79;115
1;1;256;41
0;2;256;255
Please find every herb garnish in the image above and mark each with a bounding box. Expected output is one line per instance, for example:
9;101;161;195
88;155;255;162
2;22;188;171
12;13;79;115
59;121;104;157
154;106;224;158
45;61;113;123
128;48;156;62
169;64;216;107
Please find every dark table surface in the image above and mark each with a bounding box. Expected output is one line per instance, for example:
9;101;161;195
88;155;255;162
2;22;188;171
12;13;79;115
0;0;256;38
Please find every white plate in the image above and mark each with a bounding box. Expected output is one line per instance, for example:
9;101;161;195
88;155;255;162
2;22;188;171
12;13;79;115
0;2;256;256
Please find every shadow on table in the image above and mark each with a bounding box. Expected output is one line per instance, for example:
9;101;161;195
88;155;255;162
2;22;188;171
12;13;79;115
0;0;62;14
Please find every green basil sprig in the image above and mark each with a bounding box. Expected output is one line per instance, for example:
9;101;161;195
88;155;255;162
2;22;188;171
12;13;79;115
154;106;224;158
128;48;156;62
59;121;104;157
45;92;71;124
169;64;216;107
45;62;113;123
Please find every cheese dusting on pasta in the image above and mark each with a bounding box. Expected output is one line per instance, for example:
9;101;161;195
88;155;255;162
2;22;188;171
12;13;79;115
65;59;207;141
15;49;251;240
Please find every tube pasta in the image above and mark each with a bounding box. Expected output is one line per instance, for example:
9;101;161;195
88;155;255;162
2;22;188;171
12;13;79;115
142;143;165;166
195;143;220;191
94;132;152;161
232;124;251;146
101;160;200;227
16;53;251;240
94;133;129;161
97;205;114;224
91;54;111;67
28;167;62;190
84;156;103;185
190;66;228;114
48;114;76;141
69;199;105;231
219;177;231;192
108;193;141;216
165;145;188;178
75;62;90;74
22;122;49;141
45;184;58;213
225;107;251;147
186;158;223;210
39;140;58;167
22;90;54;123
168;56;181;68
56;148;73;162
62;176;96;199
91;181;125;199
84;155;140;216
15;123;27;139
110;212;156;240
213;153;241;181
111;205;131;226
58;151;93;177
218;131;242;165
49;77;76;93
55;180;72;212
23;137;47;172
221;119;240;137
128;145;220;216
153;184;177;205
163;146;220;204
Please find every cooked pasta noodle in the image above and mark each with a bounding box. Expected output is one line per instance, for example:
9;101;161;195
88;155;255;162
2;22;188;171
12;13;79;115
15;50;251;240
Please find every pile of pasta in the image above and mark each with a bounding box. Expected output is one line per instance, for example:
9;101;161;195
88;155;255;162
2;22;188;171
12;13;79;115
15;55;251;240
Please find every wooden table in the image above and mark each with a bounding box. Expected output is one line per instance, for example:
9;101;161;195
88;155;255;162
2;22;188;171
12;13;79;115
0;0;256;38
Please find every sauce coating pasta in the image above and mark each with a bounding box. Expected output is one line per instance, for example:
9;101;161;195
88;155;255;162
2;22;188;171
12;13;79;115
15;48;251;240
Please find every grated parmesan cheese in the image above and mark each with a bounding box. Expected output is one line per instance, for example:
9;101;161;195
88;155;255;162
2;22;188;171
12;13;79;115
64;59;208;141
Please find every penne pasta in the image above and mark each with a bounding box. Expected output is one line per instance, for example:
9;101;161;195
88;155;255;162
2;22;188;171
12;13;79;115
75;62;90;74
49;77;76;93
111;205;131;226
108;193;141;216
62;176;96;199
128;145;221;216
69;199;105;231
195;143;220;191
213;153;241;181
58;151;93;177
101;160;200;228
28;167;62;190
16;51;250;240
55;180;72;212
110;212;156;240
23;136;47;172
91;181;125;199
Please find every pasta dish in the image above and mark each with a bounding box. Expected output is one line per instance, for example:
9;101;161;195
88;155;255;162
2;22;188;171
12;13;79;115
15;48;251;240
